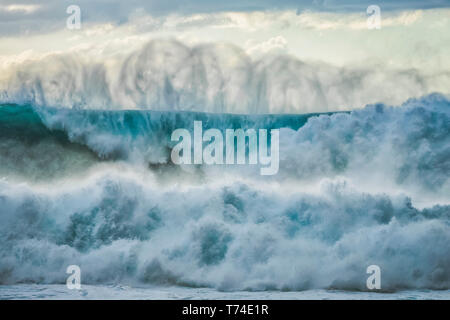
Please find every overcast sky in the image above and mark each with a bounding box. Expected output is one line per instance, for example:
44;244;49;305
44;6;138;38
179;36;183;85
1;0;449;36
0;1;449;72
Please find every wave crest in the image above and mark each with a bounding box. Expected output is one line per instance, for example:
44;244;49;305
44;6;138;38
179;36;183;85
1;39;449;113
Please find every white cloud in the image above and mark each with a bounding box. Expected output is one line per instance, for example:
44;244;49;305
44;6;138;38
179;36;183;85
0;4;41;14
246;36;288;56
296;9;424;30
0;8;448;81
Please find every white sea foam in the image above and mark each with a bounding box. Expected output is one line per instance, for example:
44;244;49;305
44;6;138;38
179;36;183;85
0;164;448;291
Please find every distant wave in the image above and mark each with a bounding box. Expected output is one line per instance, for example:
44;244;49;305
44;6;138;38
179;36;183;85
1;39;449;113
0;93;448;291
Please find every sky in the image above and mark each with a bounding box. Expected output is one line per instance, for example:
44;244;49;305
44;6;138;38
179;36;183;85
0;1;448;66
0;0;449;112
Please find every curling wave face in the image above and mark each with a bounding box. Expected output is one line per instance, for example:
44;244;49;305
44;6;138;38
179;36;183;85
0;93;449;291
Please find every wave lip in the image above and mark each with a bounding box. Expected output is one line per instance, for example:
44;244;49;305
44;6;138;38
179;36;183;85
2;93;447;198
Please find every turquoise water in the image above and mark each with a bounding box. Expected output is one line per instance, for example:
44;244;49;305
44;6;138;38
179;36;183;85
0;94;449;296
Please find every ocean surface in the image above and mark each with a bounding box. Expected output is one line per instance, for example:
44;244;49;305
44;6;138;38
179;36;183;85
1;285;449;300
0;93;449;299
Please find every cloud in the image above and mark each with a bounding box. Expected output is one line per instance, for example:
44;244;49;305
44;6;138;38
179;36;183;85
296;9;423;30
0;4;41;14
245;36;288;56
0;0;449;36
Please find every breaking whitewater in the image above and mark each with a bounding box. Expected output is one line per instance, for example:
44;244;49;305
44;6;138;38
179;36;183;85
0;40;449;299
0;92;449;299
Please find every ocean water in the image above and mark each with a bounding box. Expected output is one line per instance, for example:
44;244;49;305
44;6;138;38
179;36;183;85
1;285;449;300
0;93;449;299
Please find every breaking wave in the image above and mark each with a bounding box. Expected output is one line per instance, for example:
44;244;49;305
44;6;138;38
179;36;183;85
0;172;449;291
1;39;449;113
0;93;449;291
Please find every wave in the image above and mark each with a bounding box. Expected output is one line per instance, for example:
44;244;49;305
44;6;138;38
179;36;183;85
0;104;100;181
280;93;450;200
1;39;449;113
1;93;448;197
0;103;321;180
0;93;449;291
0;173;448;291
